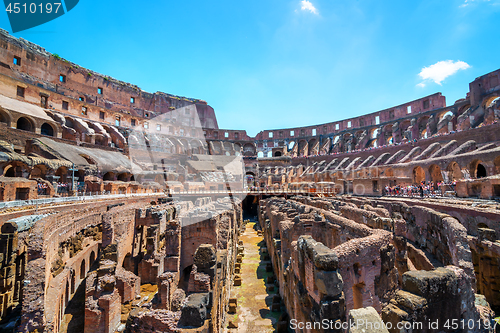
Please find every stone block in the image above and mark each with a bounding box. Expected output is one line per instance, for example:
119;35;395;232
234;276;242;286
348;306;389;333
314;269;343;297
402;268;456;301
178;293;209;328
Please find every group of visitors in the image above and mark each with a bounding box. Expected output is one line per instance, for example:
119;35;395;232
37;182;49;195
383;181;456;198
56;182;71;194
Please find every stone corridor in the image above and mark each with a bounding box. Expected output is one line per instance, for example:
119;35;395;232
227;222;283;332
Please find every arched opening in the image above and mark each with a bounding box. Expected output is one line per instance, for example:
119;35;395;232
30;164;48;180
117;173;129;182
428;164;444;183
421;129;428;139
90;251;96;266
0;110;11;125
103;172;115;181
180;265;193;290
439;111;454;121
257;151;264;158
413;166;425;184
3;162;29;178
308;138;318;155
352;282;365;310
267;151;273;157
71;273;75;294
16;117;33;132
80;259;86;280
4;167;15;177
387;136;394;145
482;95;500;109
470;160;487;179
446;161;462;181
243;143;256;156
298;140;308;156
495;156;500;175
274;151;282;157
65;280;69;307
477;164;487;178
41;123;54;136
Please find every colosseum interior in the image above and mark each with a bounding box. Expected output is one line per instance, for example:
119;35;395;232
0;30;499;333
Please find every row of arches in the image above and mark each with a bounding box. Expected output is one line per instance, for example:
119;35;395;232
0;107;58;137
55;247;98;333
254;93;500;157
411;160;489;184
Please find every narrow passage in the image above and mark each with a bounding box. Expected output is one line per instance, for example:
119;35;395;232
227;221;282;332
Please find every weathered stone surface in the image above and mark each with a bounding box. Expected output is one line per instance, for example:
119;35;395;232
348;306;389;333
177;293;209;328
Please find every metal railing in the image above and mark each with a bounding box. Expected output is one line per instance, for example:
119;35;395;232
0;192;162;210
0;189;336;209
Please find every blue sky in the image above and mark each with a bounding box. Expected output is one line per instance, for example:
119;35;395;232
0;0;499;136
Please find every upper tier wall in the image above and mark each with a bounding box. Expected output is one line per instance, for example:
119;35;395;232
0;30;219;130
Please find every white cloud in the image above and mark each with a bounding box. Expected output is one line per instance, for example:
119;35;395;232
417;60;471;86
460;0;493;8
416;82;426;88
300;0;318;14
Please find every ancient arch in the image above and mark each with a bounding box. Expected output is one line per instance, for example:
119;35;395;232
457;103;471;117
3;162;29;178
41;123;55;137
412;166;425;184
190;139;203;154
243;143;256;156
274;151;282;157
482;95;500;109
298;139;308;156
180;139;190;154
494;156;500;175
0;108;12;125
55;166;68;183
438;110;454;121
71;273;75;294
117;173;130;182
470;160;487;179
80;259;86;280
65;280;69;306
428;164;444;183
446;161;462;181
417;116;430;138
477;164;487;178
16;117;34;132
308;138;318;155
30;164;49;179
103;172;115;181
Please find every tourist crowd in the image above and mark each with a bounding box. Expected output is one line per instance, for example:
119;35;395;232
56;182;71;194
37;182;49;195
382;181;457;198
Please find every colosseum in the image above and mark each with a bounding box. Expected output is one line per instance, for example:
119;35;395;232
0;30;499;333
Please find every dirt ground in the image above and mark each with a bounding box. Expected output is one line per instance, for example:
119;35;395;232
226;222;282;332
